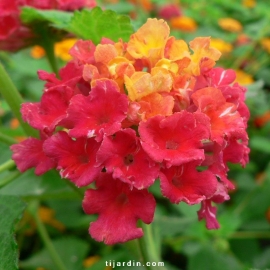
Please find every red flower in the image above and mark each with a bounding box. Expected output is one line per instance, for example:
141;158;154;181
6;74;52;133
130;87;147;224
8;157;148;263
192;87;245;145
197;180;231;229
38;62;90;96
158;4;182;20
223;133;249;167
208;67;236;86
0;1;19;40
160;161;217;204
10;136;55;175
201;140;235;190
43;131;102;187
69;40;96;65
139;111;210;167
0;0;96;51
197;200;220;229
83;173;156;245
97;128;159;189
208;68;250;124
67;79;128;141
21;85;73;133
0;0;34;51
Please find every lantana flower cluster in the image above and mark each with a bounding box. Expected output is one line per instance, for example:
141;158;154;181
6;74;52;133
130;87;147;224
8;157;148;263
11;19;250;245
0;0;96;51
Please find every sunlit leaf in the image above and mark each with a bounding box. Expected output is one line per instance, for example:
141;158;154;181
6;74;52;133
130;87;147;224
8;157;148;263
68;7;134;43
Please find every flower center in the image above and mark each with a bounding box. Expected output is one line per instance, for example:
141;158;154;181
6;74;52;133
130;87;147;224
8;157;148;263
172;176;182;188
166;140;179;150
124;154;134;165
116;193;129;205
79;155;89;164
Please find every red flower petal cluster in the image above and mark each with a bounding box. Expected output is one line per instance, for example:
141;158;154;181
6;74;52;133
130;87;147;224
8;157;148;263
0;0;96;51
11;19;250;244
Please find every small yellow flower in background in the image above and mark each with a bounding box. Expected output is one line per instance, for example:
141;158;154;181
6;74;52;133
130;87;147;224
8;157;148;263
9;118;27;142
242;0;256;8
236;33;250;46
83;255;112;269
170;16;197;32
235;70;254;85
128;0;153;12
31;39;78;61
210;38;233;54
54;38;78;61
266;207;270;223
38;206;65;231
254;111;270;128
218;18;243;32
83;256;100;268
10;118;20;129
261;38;270;54
30;46;46;59
139;0;153;12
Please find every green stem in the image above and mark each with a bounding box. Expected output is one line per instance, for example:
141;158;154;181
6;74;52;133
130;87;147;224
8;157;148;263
0;131;17;145
30;200;67;270
229;231;270;239
137;222;166;270
0;62;38;138
39;28;59;76
0;159;15;173
0;170;21;188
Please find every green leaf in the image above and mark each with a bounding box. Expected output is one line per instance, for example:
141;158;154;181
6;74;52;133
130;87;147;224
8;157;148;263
20;7;73;29
0;195;26;270
0;142;12;164
104;2;135;14
0;170;76;199
210;211;242;238
253;248;270;269
154;216;195;237
46;199;94;229
20;236;89;270
250;136;270;154
187;244;242;270
230;239;260;266
68;7;134;44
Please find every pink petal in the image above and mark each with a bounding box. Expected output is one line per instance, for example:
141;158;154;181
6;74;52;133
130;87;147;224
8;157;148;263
21;85;73;132
139;111;210;167
83;173;156;244
97;128;159;189
67;79;128;141
160;161;217;204
43;131;102;187
69;39;96;65
197;200;220;229
10;137;55;175
208;67;236;87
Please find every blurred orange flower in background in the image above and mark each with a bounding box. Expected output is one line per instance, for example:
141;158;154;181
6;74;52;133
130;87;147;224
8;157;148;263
210;38;233;54
170;16;197;32
254;111;270;128
30;46;45;59
235;70;254;85
236;33;251;46
30;39;78;61
54;38;78;61
242;0;256;8
218;18;243;32
261;38;270;54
